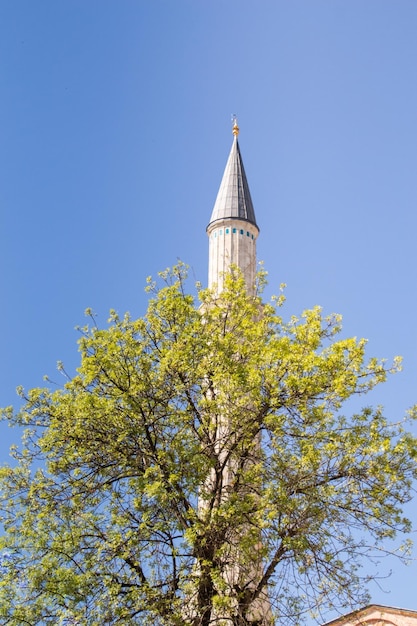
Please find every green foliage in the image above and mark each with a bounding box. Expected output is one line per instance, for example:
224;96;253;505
0;263;416;625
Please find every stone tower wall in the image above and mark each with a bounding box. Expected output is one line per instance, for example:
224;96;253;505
207;218;259;294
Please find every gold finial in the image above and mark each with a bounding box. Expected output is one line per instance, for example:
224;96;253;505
232;114;239;137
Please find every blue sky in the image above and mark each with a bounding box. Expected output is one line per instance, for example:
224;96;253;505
1;0;417;618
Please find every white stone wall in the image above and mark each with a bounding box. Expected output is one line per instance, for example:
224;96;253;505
207;218;259;294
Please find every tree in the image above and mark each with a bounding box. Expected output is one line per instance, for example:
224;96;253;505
0;264;416;626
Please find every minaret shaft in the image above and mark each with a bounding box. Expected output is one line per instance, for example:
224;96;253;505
207;219;258;293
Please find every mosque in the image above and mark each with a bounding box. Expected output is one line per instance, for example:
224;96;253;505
207;119;416;626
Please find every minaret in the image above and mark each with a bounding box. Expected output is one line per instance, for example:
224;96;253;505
207;118;259;293
204;120;273;625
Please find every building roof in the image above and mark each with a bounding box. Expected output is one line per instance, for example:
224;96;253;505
208;120;258;230
323;605;417;626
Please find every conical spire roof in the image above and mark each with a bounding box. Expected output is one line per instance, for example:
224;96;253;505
208;121;258;229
